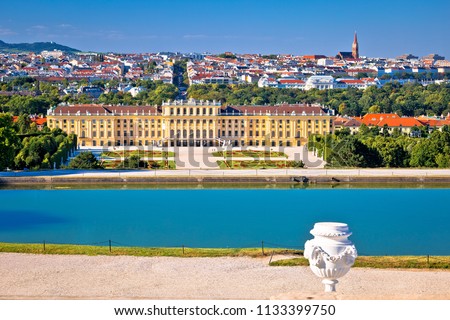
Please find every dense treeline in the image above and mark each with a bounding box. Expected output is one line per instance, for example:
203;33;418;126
0;113;77;170
96;82;178;106
309;125;450;168
0;77;179;115
2;77;449;117
187;82;450;116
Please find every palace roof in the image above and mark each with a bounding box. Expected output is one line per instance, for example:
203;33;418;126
222;104;331;115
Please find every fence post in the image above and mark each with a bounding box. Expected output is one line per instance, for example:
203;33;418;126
261;241;265;256
109;240;112;253
43;240;46;252
182;245;185;255
269;250;275;264
427;255;430;268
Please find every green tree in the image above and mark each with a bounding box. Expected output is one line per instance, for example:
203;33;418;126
14;114;32;134
0;113;21;170
68;152;103;169
328;136;381;167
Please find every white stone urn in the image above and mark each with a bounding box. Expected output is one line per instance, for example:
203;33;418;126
304;222;357;292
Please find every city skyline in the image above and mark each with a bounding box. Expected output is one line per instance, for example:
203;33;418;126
1;0;449;58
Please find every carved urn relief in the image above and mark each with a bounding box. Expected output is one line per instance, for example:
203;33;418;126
304;222;357;292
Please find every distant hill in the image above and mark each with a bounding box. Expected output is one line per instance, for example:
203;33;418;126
0;40;80;53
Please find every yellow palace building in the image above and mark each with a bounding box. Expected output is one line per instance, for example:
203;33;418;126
46;99;335;147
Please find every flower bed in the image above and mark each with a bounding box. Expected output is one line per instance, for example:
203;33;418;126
217;160;303;169
212;150;287;158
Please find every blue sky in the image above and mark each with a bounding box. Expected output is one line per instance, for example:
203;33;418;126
1;0;449;58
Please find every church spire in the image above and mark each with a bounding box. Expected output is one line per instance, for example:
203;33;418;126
352;31;359;59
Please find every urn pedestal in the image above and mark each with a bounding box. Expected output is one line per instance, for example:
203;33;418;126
304;222;357;292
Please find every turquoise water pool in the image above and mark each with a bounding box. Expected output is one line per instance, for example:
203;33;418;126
0;188;449;255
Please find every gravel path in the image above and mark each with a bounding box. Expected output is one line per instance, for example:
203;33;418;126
1;253;449;300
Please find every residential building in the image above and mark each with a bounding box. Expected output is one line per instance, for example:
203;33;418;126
304;75;336;90
334;116;361;134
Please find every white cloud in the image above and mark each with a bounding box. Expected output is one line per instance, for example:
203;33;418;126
29;25;47;30
183;34;209;39
0;27;16;36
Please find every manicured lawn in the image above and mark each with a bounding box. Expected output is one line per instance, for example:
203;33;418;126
101;151;175;158
217;160;303;169
1;242;447;269
147;160;176;170
102;160;122;169
101;160;176;169
269;256;450;269
0;242;297;258
212;150;287;158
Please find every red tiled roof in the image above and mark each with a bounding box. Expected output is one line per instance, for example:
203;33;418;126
339;79;364;84
223;104;330;115
279;79;305;84
34;118;47;125
12;115;47;125
378;118;424;127
416;117;450;127
361;113;399;126
52;104;160;115
334;116;361;127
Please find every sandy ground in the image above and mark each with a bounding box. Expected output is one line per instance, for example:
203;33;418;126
0;253;449;300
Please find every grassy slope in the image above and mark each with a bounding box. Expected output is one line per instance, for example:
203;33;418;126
0;242;297;258
269;256;450;269
1;243;448;269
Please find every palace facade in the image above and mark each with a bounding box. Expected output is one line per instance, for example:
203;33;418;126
46;99;335;147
